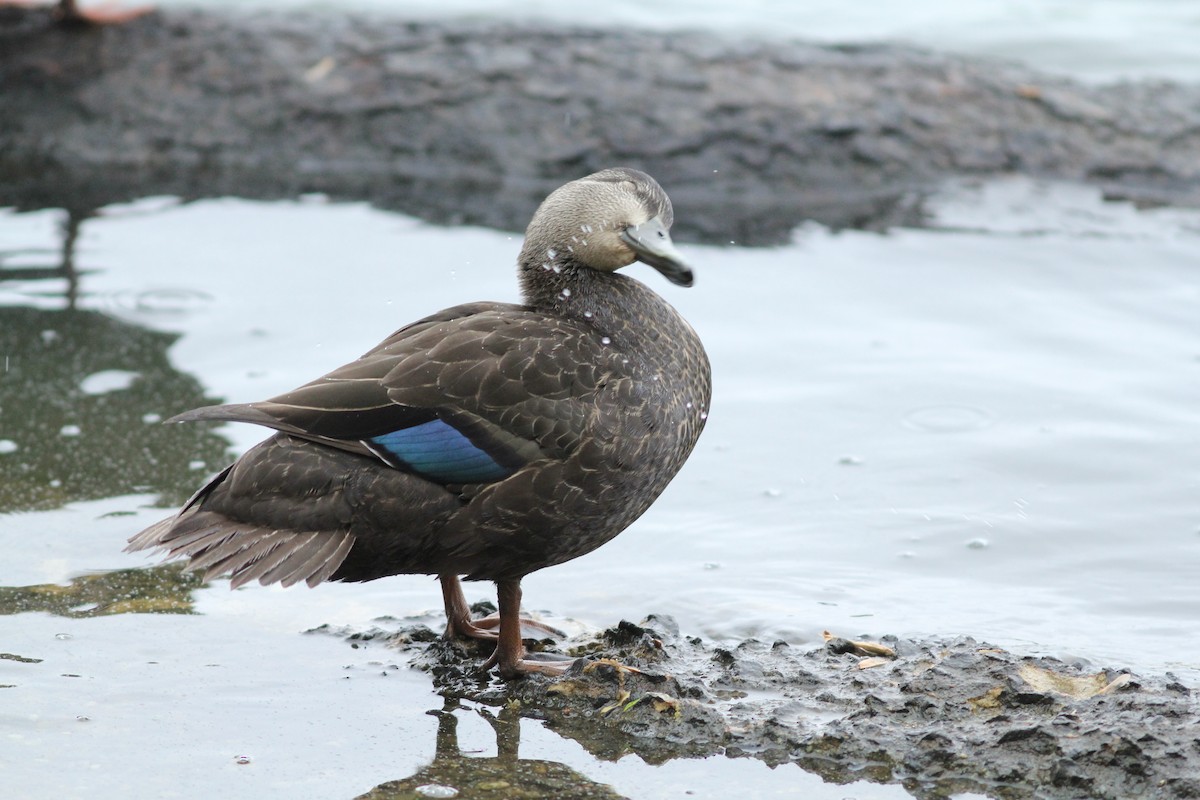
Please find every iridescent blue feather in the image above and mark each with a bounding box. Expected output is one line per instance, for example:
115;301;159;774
368;419;512;483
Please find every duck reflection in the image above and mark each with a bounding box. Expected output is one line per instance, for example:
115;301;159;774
0;208;86;307
358;698;627;800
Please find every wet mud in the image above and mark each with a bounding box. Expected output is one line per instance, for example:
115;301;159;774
315;614;1200;800
3;7;1200;244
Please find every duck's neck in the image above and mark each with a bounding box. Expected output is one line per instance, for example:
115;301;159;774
519;255;636;327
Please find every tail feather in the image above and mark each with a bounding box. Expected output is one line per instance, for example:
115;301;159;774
307;535;355;588
222;531;306;587
277;534;347;589
124;515;178;553
127;506;355;590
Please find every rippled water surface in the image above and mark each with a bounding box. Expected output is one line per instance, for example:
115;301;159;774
2;180;1198;798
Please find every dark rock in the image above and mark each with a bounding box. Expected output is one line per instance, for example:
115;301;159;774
3;8;1200;243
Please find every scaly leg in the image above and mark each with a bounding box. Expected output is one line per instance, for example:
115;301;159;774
439;573;565;642
440;573;499;641
480;579;579;679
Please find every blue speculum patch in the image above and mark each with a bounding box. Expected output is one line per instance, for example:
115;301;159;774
368;419;512;483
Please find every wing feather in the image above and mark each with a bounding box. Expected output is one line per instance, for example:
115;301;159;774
164;303;621;486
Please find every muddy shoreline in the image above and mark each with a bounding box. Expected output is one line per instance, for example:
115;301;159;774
3;7;1200;243
319;614;1200;800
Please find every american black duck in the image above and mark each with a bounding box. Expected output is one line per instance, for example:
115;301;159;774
127;167;711;678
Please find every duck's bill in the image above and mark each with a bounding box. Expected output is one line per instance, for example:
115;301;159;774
621;215;695;287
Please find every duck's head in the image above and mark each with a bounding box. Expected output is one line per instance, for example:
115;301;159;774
520;167;693;290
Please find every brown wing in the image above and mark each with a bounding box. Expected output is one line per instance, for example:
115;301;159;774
166;301;624;485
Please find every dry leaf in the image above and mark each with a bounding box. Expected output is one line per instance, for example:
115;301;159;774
1018;663;1133;700
857;656;892;670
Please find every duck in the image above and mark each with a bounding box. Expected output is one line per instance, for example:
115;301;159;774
127;167;712;679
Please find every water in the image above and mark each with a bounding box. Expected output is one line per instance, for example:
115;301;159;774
123;0;1200;83
2;177;1198;797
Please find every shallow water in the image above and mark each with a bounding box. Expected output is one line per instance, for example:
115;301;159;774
2;179;1198;798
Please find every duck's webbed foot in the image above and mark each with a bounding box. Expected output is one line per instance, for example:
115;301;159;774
439;573;564;643
479;578;583;679
457;611;565;641
479;648;581;679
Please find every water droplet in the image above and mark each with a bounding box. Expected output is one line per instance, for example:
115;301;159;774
189;460;207;471
583;311;593;318
142;413;162;424
49;479;62;488
60;424;81;437
235;755;252;765
415;785;459;798
600;336;611;345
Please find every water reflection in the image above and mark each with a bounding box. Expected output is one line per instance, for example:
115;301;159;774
0;207;86;308
1;209;232;512
358;697;627;800
0;563;202;616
